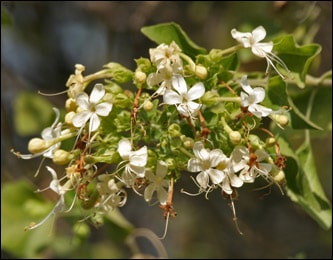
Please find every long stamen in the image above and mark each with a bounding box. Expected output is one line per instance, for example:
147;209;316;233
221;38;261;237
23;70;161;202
38;89;68;96
229;194;243;235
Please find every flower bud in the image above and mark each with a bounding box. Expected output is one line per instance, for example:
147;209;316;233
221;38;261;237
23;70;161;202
182;137;194;149
270;114;289;127
272;169;286;184
65;111;76;126
134;71;147;84
168;123;181;137
52;149;73;165
195;65;208;80
28;138;48;154
143;100;154;111
248;134;262;149
65;98;77;112
229;131;242;144
103;62;133;83
265;137;276;147
165;158;176;170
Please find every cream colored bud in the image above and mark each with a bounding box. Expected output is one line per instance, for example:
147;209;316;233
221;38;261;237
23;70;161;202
134;71;147;84
271;114;289;127
229;131;242;144
65;98;77;112
165;158;176;170
265;137;276;147
183;137;194;149
195;65;208;80
28;138;48;154
65;111;76;126
273;170;286;183
143;100;154;111
52;149;72;165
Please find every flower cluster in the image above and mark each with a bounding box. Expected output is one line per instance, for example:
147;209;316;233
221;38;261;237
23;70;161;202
13;25;290;234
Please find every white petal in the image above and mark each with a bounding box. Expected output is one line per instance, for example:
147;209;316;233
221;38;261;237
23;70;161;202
117;139;132;158
156;160;168;177
196;171;209;189
95;102;113;116
147;72;163;87
172;75;187;95
130;146;148;167
41;127;54;140
144;184;155;202
207;168;224;184
177;105;189;117
209;149;224;167
252;26;267;42
258;163;273;175
229;172;243;188
89;113;101;132
240;92;250;107
241;75;253;95
72;111;91;128
231;29;252;48
163;89;182;105
187;101;201;112
251;87;266;103
187;158;204;172
129;164;146;177
157;187;168;204
221;179;233;194
254;42;273;54
187;82;205;100
193;142;209;161
249;104;272;118
255;149;269;161
90;84;105;104
76;92;90;110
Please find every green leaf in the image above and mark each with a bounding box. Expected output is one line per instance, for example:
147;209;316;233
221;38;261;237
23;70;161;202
141;22;207;59
273;34;321;82
278;135;332;230
1;180;54;258
289;87;332;132
14;91;54;136
266;76;323;130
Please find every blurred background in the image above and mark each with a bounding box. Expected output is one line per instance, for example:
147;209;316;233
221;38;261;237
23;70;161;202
1;1;332;259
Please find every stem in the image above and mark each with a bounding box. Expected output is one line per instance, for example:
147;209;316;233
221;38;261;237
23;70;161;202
219;44;242;56
221;117;233;134
216;96;241;103
179;147;194;158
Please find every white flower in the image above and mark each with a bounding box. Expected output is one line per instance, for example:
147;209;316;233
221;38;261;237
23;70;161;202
26;166;68;230
96;174;127;212
147;65;176;96
220;171;243;195
72;83;112;132
163;75;205;118
149;41;183;72
144;160;169;204
16;107;62;159
187;141;226;189
117;139;148;186
231;26;289;79
240;75;272;118
239;148;273;183
217;146;246;195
